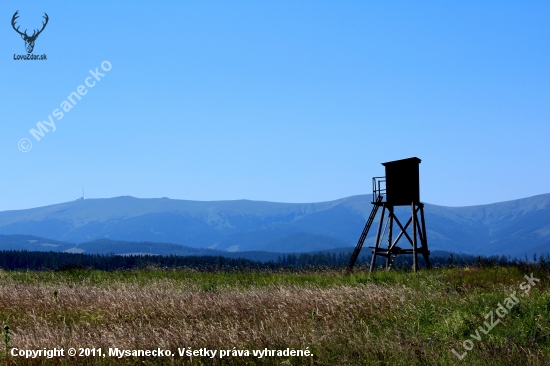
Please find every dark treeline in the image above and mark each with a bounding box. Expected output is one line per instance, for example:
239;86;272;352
276;251;550;268
0;250;548;271
0;250;264;271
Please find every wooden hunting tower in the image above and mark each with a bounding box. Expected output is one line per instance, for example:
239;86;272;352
348;157;431;272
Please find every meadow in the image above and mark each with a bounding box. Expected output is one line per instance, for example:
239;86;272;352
0;264;548;365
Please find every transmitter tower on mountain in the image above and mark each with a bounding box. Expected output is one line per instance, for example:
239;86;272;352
348;157;431;272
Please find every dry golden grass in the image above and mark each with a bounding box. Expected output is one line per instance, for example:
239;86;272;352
0;266;548;365
1;280;405;363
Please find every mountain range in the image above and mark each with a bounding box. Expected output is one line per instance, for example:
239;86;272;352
0;194;548;258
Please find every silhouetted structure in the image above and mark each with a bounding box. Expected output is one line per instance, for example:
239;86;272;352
348;157;431;272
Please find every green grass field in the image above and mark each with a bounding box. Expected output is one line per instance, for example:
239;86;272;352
0;264;548;365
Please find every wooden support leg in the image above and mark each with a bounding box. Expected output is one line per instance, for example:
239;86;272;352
369;206;386;273
419;204;432;269
412;202;418;272
385;207;393;269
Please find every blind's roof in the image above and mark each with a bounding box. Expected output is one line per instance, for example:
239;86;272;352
381;157;421;167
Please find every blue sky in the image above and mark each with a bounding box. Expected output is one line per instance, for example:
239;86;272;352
1;1;549;210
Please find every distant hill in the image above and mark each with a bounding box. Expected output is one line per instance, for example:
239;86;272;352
0;194;548;257
0;235;320;263
0;235;462;266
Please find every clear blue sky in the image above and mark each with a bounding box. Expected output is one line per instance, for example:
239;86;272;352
1;1;549;210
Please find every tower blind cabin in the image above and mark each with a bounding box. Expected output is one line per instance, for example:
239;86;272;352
348;157;431;272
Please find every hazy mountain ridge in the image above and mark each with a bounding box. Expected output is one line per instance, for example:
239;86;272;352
0;194;548;257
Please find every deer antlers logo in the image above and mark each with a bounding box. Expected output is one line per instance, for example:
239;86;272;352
11;11;49;54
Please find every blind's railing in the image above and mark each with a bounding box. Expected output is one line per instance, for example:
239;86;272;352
372;176;386;203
